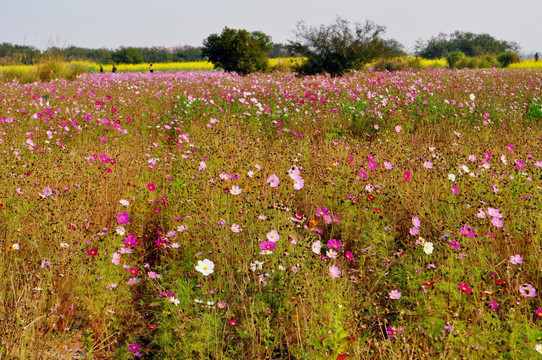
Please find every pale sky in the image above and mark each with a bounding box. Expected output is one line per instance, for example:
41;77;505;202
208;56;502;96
2;0;540;54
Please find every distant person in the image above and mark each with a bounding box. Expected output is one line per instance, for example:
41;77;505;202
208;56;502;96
112;64;117;73
149;63;154;73
536;53;539;62
99;65;104;73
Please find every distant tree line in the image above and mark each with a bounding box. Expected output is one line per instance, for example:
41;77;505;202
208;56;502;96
0;42;291;66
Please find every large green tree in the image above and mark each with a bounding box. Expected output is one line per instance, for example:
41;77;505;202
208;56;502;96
415;31;520;59
202;27;272;75
288;17;397;77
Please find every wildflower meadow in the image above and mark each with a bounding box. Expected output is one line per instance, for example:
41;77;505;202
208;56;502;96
1;68;542;359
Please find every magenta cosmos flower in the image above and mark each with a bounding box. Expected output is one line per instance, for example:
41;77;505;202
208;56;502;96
327;239;342;250
458;283;473;294
117;212;130;224
260;241;276;251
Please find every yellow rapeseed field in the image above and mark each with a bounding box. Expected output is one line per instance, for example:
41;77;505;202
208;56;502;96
1;58;541;77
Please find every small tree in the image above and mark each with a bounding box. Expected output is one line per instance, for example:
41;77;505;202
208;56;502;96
202;27;272;75
288;17;393;77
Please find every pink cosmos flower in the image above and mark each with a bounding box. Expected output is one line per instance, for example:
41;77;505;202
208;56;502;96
293;176;305;190
39;187;53;198
510;254;523;264
491;217;503;228
519;284;536;297
389;289;402;300
329;265;341;278
404;171;411;182
267;174;280;187
412;217;421;227
423;161;433;169
266;230;279;243
147;182;156;192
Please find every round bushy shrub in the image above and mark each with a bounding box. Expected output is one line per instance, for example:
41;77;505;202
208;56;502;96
446;51;466;68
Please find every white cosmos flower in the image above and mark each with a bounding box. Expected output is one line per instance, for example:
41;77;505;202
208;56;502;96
423;242;434;255
230;185;242;195
195;259;215;276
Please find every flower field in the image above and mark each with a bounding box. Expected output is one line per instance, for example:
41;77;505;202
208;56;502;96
1;68;542;359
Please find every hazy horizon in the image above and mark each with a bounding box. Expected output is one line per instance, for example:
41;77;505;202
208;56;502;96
2;0;541;54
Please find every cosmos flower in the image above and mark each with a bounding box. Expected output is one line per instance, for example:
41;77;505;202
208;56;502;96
117;212;130;224
423;242;434;255
389;289;402;300
328;265;341;278
267;174;280;187
519;284;536;298
458;283;473;294
266;230;279;242
195;259;215;276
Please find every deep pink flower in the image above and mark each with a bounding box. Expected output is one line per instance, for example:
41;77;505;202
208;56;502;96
489;301;498;310
404;171;411;182
458;283;473;294
260;241;276;251
124;234;139;247
127;343;141;353
449;240;460;249
87;248;98;256
117;212;130;224
147;182;156;191
326;239;342;250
